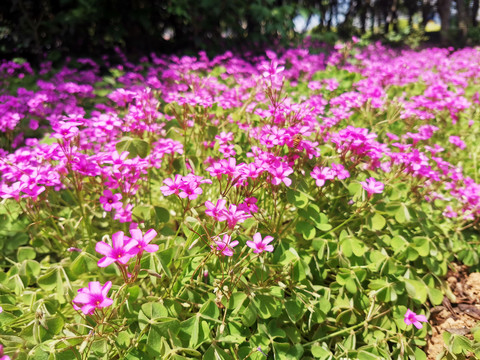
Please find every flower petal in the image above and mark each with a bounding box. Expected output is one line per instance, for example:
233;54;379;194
112;231;124;249
144;229;157;242
97;256;115;268
95;241;112;256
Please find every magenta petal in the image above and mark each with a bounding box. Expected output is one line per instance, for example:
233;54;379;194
144;244;159;253
416;314;428;322
98;256;115;268
144;229;157;242
413;321;423;329
264;245;274;252
101;281;112;296
263;236;274;244
123;239;139;252
99;298;113;308
73;292;91;304
88;281;102;294
81;304;95;315
246;241;256;249
223;248;233;256
95;241;112;256
112;231;124;249
129;228;143;241
118;254;134;264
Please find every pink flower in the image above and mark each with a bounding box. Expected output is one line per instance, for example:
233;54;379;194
261;60;285;78
360;177;384;196
224;204;249;229
160;174;183;196
311;166;335;187
129;228;159;254
0;344;10;360
238;197;258;214
268;161;293;187
99;189;123;212
404;309;428;329
331;163;350;180
205;199;228;221
211;234;239;257
161;174;212;200
72;281;113;315
247;233;274;254
215;131;234;144
449;135;466;150
95;231;137;267
113;203;133;223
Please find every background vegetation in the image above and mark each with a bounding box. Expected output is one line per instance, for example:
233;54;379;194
1;0;480;65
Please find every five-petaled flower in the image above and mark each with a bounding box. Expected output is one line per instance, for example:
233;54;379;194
95;231;137;267
72;281;114;315
129;228;159;255
99;189;123;212
360;177;384;196
404;309;428;329
247;233;274;254
211;234;239;257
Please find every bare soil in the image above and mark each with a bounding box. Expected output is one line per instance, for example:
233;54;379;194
426;264;480;360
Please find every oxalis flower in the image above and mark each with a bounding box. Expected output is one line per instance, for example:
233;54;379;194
95;231;137;267
211;234;238;257
129;228;159;255
360;177;384;196
72;281;113;315
0;344;10;360
404;309;428;329
247;233;274;254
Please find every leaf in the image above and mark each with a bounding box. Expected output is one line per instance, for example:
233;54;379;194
413;237;430;257
37;269;57;291
296;221;315;240
154;206;170;223
286;188;308;208
132;205;153;222
179;316;210;349
199;300;220;322
311;344;332;359
451;335;473;354
395;203;411;223
284;299;305;323
272;343;304;359
241;302;257;327
157;248;174;278
17;247;36;261
253;295;281;319
138;302;169;330
116;137;150;159
404;278;428;303
203;344;233;360
367;213;386;231
351;238;367;257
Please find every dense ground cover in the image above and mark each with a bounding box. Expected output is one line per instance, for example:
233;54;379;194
1;40;480;359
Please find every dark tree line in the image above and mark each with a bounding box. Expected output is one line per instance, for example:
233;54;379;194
0;0;478;63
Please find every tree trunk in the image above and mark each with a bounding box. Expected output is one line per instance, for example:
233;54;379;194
472;0;479;26
456;0;468;44
437;0;452;45
421;0;433;28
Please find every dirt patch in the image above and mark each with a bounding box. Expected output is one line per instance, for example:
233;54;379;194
426;265;480;360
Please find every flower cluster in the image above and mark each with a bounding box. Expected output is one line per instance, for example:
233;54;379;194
96;228;158;268
211;232;274;257
160;174;212;200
